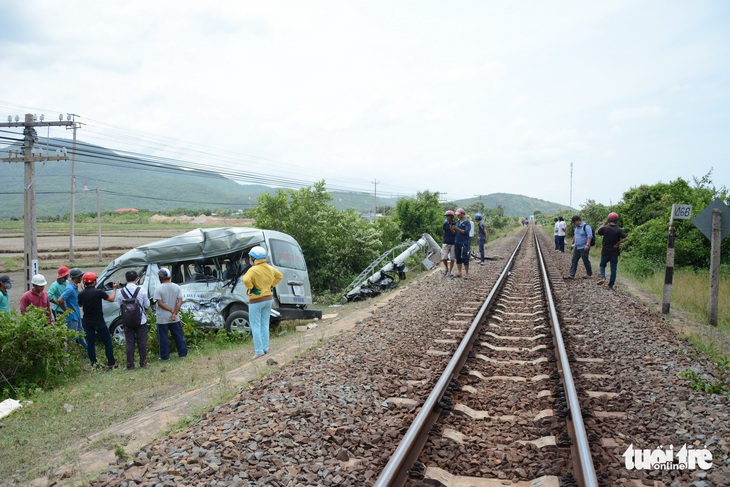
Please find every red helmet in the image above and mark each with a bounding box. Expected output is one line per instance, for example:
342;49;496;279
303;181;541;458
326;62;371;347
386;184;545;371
444;210;455;216
82;272;98;285
607;212;619;222
57;266;70;279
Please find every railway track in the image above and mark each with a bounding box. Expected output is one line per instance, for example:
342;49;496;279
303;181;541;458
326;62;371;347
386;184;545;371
85;226;728;487
376;226;599;486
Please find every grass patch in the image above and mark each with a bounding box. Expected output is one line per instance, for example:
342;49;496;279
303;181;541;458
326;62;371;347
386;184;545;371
0;334;253;483
587;252;730;362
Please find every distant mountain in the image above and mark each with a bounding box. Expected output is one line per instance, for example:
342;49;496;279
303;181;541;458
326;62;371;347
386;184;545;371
452;193;574;217
1;138;570;219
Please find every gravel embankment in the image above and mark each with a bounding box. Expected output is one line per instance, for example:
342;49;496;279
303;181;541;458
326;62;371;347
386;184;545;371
90;228;729;487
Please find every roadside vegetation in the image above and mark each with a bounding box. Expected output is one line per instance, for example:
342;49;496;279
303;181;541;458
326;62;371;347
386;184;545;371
540;173;730;396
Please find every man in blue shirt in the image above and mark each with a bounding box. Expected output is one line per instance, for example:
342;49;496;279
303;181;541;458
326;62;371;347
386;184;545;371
58;267;88;354
440;210;457;276
453;208;472;279
0;275;12;314
567;215;593;279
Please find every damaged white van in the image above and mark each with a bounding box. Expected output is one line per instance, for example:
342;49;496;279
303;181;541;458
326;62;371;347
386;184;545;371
97;227;321;341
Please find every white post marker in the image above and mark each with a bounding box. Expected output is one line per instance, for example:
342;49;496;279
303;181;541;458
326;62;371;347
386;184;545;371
662;204;692;314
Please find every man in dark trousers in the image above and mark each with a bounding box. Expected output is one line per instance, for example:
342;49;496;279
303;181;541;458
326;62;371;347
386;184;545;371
440;210;457;276
153;268;188;360
115;270;151;369
78;272;118;369
596;212;629;290
567;215;593;279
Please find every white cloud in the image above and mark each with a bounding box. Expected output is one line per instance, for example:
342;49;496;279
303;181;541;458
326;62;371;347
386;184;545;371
0;0;728;208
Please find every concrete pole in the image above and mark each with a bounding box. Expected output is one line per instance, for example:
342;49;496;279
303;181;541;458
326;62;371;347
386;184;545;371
97;187;103;261
22;114;38;291
69;119;78;261
708;209;721;326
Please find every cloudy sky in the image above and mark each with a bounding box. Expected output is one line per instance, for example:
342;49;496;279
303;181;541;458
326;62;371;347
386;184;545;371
1;1;728;208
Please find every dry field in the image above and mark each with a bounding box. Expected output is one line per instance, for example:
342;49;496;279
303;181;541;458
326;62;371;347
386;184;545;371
0;227;194;310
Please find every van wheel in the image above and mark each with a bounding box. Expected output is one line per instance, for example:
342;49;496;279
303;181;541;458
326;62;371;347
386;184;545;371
225;310;250;336
110;319;126;346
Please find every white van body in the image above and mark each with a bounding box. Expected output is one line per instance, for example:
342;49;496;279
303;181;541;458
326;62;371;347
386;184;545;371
97;227;321;341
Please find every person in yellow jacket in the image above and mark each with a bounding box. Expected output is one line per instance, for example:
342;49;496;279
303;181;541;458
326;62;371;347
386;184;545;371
242;246;283;359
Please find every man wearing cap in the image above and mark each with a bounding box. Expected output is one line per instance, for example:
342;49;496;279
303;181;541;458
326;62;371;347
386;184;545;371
78;272;119;369
243;246;283;359
153;268;188;361
476;213;488;265
48;266;71;321
441;210;457;276
452;208;472;278
19;274;53;322
567;215;594;279
57;268;88;354
0;275;12;314
596;212;629;290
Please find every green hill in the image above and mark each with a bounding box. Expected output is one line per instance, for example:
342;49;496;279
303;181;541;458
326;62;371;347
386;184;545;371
1;138;570;219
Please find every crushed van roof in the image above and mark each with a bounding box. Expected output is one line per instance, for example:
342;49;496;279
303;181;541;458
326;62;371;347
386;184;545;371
102;227;268;271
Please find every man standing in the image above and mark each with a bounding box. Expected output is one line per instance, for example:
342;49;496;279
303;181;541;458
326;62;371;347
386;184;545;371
476;213;488;265
556;216;567;253
596;212;629;290
453;208;472;279
553;217;560;250
153;268;188;361
48;266;70;321
116;270;151;369
78;272;118;369
567;215;593;279
19;274;53;322
243;246;283;360
440;210;457;276
58;268;88;354
0;275;12;314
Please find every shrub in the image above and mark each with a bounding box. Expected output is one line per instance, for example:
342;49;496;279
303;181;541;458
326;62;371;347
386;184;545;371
0;308;84;399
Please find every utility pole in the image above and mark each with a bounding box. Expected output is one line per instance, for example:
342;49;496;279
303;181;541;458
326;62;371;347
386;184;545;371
67;114;81;261
96;187;103;262
372;179;379;216
0;114;73;290
570;162;573;208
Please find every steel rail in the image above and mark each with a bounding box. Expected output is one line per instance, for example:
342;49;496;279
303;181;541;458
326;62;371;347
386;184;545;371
533;229;599;487
374;229;528;487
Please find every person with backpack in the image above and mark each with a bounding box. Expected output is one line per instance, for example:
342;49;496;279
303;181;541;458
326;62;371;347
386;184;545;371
567;215;594;279
115;270;151;369
78;272;119;369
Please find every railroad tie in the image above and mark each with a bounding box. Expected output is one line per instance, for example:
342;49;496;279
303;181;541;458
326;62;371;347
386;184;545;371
423;467;560;487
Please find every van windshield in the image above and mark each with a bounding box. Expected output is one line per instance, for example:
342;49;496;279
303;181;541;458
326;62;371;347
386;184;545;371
269;239;307;271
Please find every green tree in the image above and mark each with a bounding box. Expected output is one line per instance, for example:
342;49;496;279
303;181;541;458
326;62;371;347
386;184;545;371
394;190;443;241
249;181;385;293
614;175;729;270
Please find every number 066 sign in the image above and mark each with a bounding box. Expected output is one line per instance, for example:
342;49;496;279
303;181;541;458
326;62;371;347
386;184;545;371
671;204;693;222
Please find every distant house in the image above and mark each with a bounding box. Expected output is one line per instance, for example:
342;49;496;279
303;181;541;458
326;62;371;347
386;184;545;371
114;208;139;213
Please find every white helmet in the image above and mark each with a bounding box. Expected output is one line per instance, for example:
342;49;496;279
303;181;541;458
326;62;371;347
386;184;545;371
31;274;48;286
249;246;267;260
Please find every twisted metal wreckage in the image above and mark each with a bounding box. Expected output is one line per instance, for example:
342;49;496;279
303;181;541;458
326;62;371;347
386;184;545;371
342;234;442;303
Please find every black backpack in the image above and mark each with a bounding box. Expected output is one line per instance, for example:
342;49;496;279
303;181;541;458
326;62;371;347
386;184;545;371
585;224;596;247
120;287;142;329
